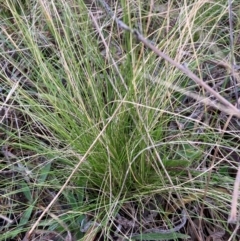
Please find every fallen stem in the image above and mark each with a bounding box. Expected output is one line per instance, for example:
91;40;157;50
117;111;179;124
97;0;240;118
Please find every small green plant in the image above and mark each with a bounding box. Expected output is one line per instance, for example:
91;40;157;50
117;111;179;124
0;0;239;240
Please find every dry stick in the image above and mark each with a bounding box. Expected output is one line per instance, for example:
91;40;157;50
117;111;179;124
227;0;240;224
97;0;240;118
134;31;239;115
97;0;240;233
136;5;240;225
228;0;239;109
228;166;240;223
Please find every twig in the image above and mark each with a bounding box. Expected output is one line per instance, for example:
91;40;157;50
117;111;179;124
228;165;240;223
227;0;240;224
97;0;240;227
228;0;239;109
0;214;14;225
96;0;240;118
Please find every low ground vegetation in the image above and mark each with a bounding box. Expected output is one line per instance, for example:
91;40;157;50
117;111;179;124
0;0;240;240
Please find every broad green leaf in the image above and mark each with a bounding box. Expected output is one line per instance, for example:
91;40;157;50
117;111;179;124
38;161;52;184
177;144;202;160
19;205;34;226
131;232;190;240
20;181;32;202
163;159;190;168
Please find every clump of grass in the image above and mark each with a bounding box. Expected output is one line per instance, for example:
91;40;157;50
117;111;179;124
0;0;240;240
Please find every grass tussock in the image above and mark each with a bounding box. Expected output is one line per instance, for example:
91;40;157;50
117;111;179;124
0;0;240;240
